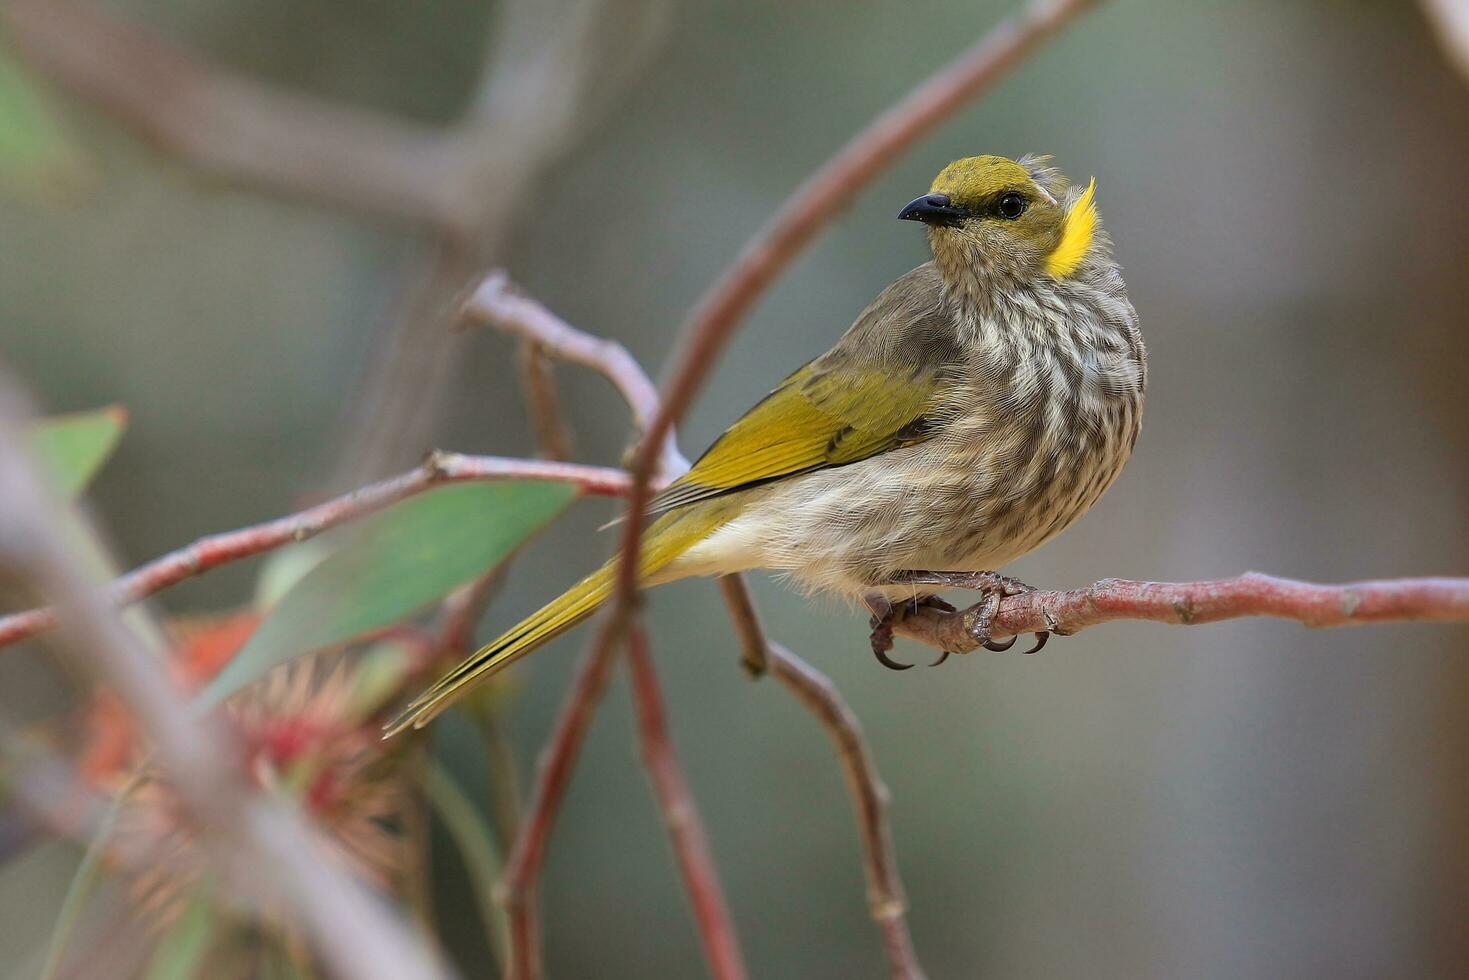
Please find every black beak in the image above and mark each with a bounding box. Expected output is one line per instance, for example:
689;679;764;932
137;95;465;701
898;193;966;228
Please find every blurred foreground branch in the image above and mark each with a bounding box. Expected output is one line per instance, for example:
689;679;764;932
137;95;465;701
1423;0;1469;82
1;0;467;233
0;383;447;980
1;0;667;241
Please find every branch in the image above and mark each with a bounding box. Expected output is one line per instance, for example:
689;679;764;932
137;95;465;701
329;0;671;477
487;276;744;978
613;0;1103;617
2;0;670;241
461;271;690;475
1423;0;1469;82
625;625;748;980
3;0;670;480
498;627;624;980
719;577;925;980
516;342;576;464
0;387;447;980
889;573;1469;654
1;0;468;234
0;452;637;649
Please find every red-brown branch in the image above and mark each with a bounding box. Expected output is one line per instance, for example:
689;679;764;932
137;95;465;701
719;577;926;980
464;268;888;977
612;0;1103;614
460;271;690;475
487;275;746;979
890;573;1469;654
516;341;576;464
497;624;625;980
0;453;636;649
625;624;748;980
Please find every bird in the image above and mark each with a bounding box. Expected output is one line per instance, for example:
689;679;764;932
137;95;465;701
385;153;1145;736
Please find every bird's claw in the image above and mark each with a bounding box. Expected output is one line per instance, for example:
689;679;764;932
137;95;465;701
887;570;1055;660
868;599;911;670
869;594;955;670
875;646;914;671
868;581;1051;670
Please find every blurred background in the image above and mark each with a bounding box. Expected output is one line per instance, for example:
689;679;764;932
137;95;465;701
3;0;1469;977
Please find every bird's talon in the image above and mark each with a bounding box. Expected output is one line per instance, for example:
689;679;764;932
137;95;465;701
929;649;953;667
1019;631;1050;655
868;596;914;670
982;636;1017;652
876;647;914;670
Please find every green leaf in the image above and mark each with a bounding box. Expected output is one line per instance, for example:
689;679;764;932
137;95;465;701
252;541;331;611
200;481;576;706
143;892;217;980
0;43;88;199
28;405;128;498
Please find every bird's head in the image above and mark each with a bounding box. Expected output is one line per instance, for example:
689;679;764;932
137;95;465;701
900;154;1100;289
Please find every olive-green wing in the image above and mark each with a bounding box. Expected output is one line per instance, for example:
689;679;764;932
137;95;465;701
650;264;961;514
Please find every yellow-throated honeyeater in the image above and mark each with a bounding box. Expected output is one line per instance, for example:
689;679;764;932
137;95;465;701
387;154;1145;736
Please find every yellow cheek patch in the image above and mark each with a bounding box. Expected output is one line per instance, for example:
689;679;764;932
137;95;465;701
1044;178;1097;279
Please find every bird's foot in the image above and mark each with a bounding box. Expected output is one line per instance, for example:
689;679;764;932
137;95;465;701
866;594;957;669
889;570;1051;657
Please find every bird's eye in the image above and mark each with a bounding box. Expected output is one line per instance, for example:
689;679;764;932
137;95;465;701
997;192;1028;219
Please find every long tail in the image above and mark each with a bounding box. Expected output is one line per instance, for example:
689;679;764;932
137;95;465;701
383;506;724;737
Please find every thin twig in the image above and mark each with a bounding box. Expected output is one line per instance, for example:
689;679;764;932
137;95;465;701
461;271;690;475
464;271;912;975
0;453;638;649
625;624;748;980
718;578;925;980
889;573;1469;654
517;342;576;464
497;626;625;980
612;0;1105;626
0;391;447;980
433;325;573;664
716;574;770;677
492;275;746;979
